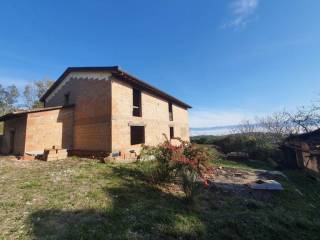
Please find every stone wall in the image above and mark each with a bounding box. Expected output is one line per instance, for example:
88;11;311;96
1;116;27;155
24;108;74;154
111;79;189;153
45;72;112;152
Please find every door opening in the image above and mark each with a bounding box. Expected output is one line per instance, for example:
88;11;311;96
9;131;15;154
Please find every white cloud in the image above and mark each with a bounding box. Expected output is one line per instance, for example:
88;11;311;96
223;0;260;29
189;108;257;128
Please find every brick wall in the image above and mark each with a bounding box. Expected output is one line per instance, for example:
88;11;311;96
24;108;74;154
45;72;112;151
111;79;189;153
1;116;27;155
42;71;190;155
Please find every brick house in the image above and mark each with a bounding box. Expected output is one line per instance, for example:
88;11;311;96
0;66;191;159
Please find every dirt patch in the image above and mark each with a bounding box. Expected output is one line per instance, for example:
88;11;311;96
205;167;285;201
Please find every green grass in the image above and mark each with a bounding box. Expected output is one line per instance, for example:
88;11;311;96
213;158;275;170
0;157;319;239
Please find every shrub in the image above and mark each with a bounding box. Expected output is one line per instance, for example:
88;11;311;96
136;160;160;183
140;136;212;202
139;143;173;182
191;133;284;166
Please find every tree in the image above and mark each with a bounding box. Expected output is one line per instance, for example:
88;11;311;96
258;104;320;137
285;105;320;134
231;119;257;135
258;111;292;138
0;84;19;116
23;79;54;109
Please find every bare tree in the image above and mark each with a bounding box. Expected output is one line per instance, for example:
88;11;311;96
23;78;54;109
285;105;320;133
231;93;320;138
231;119;257;135
258;111;292;136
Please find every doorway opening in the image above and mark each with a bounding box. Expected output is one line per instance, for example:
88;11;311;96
9;130;15;154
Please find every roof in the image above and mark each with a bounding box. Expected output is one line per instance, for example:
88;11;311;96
284;128;320;152
286;128;320;141
40;66;192;109
0;105;74;121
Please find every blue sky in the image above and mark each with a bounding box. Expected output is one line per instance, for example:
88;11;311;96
0;0;319;128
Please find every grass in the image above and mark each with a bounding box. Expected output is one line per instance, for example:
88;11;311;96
0;157;319;239
213;158;275;171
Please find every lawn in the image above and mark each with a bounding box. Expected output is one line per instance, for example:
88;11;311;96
0;157;319;240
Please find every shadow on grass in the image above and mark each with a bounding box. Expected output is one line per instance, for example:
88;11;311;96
27;165;204;240
26;163;320;240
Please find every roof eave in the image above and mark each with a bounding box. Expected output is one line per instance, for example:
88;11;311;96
0;105;74;122
40;67;192;109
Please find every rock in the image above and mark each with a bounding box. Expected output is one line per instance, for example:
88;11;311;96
266;171;288;180
249;179;284;191
257;170;288;180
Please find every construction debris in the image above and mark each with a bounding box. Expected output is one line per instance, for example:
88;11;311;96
43;146;68;161
206;167;286;199
258;170;288;180
103;150;138;163
249;180;284;191
18;154;36;161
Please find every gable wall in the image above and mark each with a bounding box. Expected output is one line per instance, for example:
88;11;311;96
45;72;112;152
111;78;189;153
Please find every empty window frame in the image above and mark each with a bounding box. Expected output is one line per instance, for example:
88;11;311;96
168;102;173;121
131;126;145;145
133;88;142;117
170;127;174;139
64;93;70;105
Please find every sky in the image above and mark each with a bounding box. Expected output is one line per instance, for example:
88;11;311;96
0;0;319;129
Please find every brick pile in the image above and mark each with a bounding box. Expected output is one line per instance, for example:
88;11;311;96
18;155;36;161
104;151;137;163
43;146;68;161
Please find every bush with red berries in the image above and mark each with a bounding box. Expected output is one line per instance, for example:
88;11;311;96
139;135;212;202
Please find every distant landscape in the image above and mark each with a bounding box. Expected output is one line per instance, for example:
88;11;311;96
190;125;235;136
191;123;262;136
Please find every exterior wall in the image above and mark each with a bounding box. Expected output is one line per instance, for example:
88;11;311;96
111;79;189;153
300;142;319;173
24;108;74;154
1;116;27;155
41;71;189;155
45;72;112;152
172;104;190;140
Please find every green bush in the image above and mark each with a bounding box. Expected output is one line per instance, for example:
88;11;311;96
139;136;212;202
180;168;202;202
191;133;284;165
139;143;174;182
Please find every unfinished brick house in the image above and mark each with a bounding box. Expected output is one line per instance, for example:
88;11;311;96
0;67;191;159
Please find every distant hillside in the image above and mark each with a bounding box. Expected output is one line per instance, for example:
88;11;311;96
190;125;236;136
